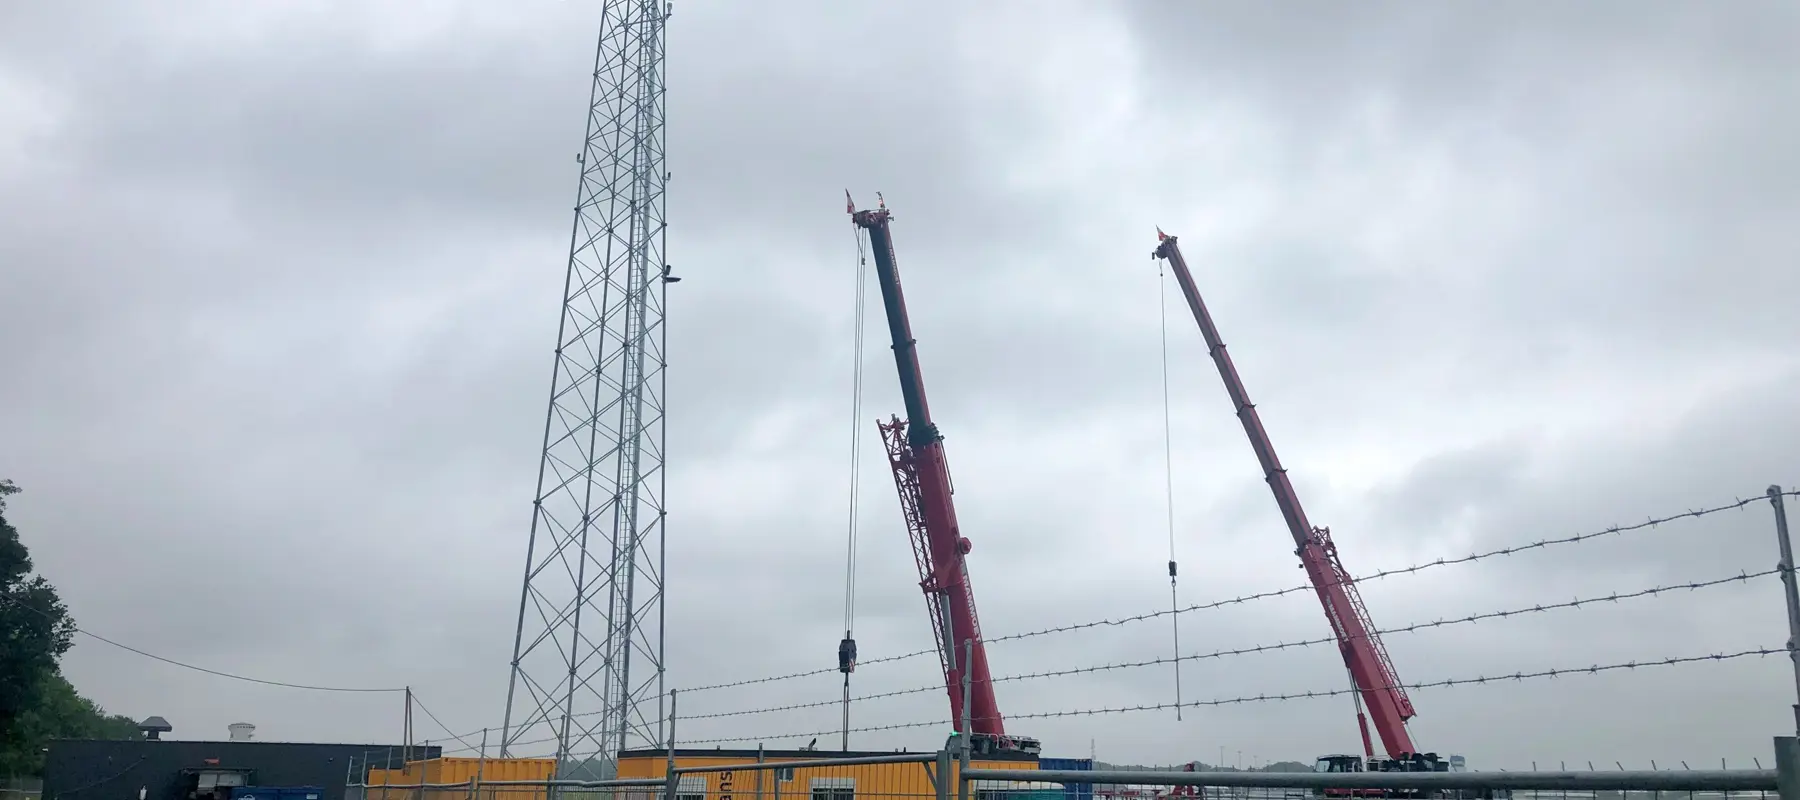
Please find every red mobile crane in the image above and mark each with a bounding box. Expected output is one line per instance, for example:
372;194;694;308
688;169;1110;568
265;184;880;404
846;195;1039;756
1151;230;1450;782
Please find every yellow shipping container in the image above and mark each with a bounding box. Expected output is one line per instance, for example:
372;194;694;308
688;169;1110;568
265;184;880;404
365;757;557;800
432;758;558;785
617;748;1038;800
367;757;556;785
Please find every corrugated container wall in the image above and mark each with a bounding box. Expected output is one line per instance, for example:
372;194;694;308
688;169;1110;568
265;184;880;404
365;758;554;800
618;750;1040;800
430;758;557;785
1037;757;1093;800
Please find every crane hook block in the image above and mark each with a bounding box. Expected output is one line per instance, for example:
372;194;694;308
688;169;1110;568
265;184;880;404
838;637;858;674
1168;560;1178;578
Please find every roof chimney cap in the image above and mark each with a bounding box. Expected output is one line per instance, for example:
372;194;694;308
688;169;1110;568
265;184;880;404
139;717;172;740
227;723;255;742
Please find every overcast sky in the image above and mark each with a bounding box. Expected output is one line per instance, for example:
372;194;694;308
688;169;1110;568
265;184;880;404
3;0;1799;773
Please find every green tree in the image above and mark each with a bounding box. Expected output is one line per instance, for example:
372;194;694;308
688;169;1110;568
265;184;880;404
0;480;74;737
0;673;140;776
0;481;140;777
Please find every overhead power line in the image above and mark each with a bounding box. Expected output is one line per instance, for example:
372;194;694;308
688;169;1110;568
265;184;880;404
0;594;403;693
410;693;479;753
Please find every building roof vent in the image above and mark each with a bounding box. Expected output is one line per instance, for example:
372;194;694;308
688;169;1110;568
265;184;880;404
139;717;173;740
227;723;255;742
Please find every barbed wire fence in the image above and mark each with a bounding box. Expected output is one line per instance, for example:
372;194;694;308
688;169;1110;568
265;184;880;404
590;486;1800;758
349;485;1800;800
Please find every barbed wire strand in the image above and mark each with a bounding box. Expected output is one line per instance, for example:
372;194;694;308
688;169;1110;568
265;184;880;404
682;567;1776;719
682;646;1780;745
992;568;1778;686
991;495;1775;647
435;682;945;748
683;684;942;721
443;491;1800;748
679;647;938;694
1000;646;1782;720
682;717;951;747
678;494;1772;694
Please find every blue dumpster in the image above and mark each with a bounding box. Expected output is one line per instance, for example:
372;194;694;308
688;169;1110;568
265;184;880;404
1038;758;1094;800
232;786;324;800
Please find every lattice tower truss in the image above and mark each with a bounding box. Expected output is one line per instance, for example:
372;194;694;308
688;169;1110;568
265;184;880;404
502;0;671;778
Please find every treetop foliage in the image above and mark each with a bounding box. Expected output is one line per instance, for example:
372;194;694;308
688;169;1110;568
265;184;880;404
0;480;139;777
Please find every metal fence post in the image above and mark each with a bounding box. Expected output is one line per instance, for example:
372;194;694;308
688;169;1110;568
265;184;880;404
472;728;488;800
958;639;972;800
935;749;952;800
1769;486;1800;734
756;746;765;800
1774;737;1799;800
380;747;394;800
664;690;680;800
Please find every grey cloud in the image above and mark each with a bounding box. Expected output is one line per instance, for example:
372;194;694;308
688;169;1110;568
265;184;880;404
1119;0;1800;352
2;0;1797;775
1367;365;1800;584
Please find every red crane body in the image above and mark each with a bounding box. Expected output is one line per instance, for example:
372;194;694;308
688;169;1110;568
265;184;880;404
850;197;1005;738
1153;231;1419;760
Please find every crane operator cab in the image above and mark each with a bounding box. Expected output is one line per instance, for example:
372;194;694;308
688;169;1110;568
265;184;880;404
1320;753;1498;800
1315;753;1498;800
947;732;1043;757
1312;755;1382;799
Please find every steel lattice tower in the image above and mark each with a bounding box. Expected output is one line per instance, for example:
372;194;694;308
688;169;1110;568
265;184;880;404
502;0;670;778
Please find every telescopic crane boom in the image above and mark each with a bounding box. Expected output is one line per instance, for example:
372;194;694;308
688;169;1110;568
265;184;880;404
1152;230;1419;760
849;195;1032;754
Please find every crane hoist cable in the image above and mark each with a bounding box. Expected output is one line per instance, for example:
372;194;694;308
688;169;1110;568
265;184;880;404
838;214;872;750
1157;252;1184;721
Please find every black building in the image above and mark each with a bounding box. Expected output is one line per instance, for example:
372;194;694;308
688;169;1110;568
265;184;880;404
45;740;442;800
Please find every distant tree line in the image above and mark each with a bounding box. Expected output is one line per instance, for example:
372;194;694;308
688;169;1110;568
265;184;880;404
0;480;140;778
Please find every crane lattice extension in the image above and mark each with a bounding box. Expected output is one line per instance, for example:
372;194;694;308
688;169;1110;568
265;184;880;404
501;0;672;777
877;416;957;703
